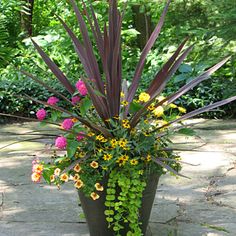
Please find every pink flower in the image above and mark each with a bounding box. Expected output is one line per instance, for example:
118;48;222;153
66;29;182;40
36;108;47;121
61;119;74;130
72;96;81;105
55;136;67;149
77;132;85;141
47;96;59;105
76;80;88;96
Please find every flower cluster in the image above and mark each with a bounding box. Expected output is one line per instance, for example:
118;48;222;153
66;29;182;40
31;159;44;183
33;82;184;203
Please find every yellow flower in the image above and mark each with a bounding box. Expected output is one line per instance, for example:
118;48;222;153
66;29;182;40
130;159;138;165
110;139;117;148
118;139;128;148
100;137;108;143
95;183;104;191
103;154;112;161
178;107;186;113
79;152;86;158
122;155;129;161
146;154;151;162
153;106;164;117
31;172;41;182
121;100;128;106
88;132;95;137
138;92;150;103
147;104;155;111
73;174;80;181
96;134;105;141
122;119;131;129
50;175;55;182
54;168;61;176
60;173;69;182
74;179;84;189
169;103;177;109
74;164;81;173
90;192;100;200
90;161;99;169
120;92;125;98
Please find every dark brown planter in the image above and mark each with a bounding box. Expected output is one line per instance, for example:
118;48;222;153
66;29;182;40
78;173;160;236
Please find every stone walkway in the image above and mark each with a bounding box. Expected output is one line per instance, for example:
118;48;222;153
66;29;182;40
0;119;236;236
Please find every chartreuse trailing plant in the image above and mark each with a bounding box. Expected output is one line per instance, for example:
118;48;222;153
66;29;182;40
1;0;236;235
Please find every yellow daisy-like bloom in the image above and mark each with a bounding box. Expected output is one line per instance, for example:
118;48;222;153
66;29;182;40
169;103;177;109
122;119;131;129
96;134;105;141
147;104;155;111
31;172;41;182
50;175;55;182
73;174;80;182
54;168;61;176
122;155;129;161
130;159;138;165
146;154;151;162
103;153;112;161
110;139;117;147
118;139;128;148
74;179;84;189
90;161;99;169
100;137;108;143
113;115;120;120
60;173;69;182
178;106;186;113
88;132;95;137
116;157;126;166
95;183;104;191
153;106;164;117
90;192;100;200
121;100;128;106
74;164;81;173
138;92;150;103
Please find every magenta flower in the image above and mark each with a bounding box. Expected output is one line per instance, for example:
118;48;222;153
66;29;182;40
55;136;67;149
61;118;74;130
72;96;81;105
75;80;88;96
76;132;85;141
36;108;47;121
47;96;59;105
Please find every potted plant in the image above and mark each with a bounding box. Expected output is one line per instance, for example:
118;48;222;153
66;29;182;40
2;0;235;235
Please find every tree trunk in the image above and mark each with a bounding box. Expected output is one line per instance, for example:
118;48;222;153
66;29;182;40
21;0;34;36
132;4;153;50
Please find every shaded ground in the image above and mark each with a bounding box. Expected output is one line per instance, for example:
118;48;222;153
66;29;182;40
0;119;236;236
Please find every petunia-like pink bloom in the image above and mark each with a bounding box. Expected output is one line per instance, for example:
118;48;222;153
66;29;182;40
75;80;88;96
71;96;81;105
36;108;47;121
47;96;59;105
55;136;67;149
76;132;85;141
61;118;74;130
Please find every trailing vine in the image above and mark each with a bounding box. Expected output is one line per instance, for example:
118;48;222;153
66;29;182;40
105;168;146;236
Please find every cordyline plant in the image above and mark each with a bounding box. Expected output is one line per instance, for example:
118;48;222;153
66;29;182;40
1;0;236;235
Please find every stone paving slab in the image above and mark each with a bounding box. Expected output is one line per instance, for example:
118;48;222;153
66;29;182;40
0;119;236;236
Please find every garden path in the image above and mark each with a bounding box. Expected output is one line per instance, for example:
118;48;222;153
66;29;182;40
0;119;236;236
